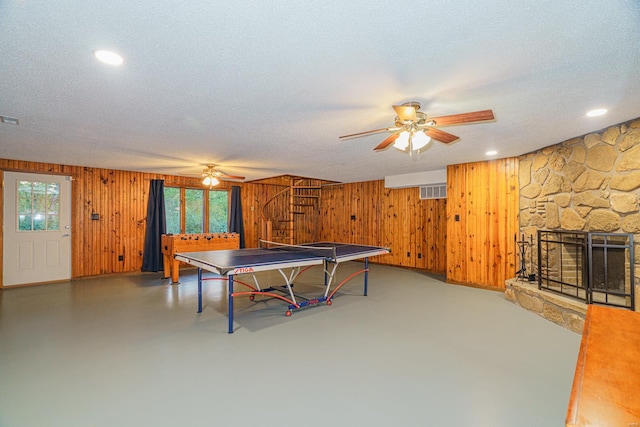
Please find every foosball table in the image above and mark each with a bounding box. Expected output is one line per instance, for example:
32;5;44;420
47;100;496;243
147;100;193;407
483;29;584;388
161;233;240;283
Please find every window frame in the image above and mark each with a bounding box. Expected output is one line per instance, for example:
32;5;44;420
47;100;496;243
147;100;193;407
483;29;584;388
17;179;61;232
164;186;230;234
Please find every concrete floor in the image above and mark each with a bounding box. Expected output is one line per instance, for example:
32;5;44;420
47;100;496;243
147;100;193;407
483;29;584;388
0;263;581;427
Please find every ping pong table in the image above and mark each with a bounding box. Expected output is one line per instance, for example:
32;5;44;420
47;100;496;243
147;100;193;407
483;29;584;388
174;241;390;333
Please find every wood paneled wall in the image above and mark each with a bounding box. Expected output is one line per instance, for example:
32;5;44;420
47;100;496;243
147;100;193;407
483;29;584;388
318;181;447;272
0;159;235;280
2;157;518;289
446;158;519;289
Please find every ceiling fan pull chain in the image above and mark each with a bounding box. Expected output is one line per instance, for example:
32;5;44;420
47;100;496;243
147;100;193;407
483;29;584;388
409;133;413;157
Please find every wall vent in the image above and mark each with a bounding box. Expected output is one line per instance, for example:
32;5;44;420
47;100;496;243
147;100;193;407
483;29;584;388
420;184;447;199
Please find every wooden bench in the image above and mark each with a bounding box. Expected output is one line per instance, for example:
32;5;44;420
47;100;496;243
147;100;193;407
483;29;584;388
566;304;640;426
161;233;240;283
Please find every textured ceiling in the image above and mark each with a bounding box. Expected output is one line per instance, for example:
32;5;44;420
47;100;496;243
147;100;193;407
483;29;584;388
1;0;639;183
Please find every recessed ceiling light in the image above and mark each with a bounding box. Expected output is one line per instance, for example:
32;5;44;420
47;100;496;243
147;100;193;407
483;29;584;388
486;150;497;156
586;108;607;117
93;50;123;66
0;115;19;125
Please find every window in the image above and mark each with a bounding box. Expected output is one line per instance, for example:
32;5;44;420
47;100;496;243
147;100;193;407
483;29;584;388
163;187;229;234
164;187;181;234
209;190;228;233
185;189;204;234
17;180;60;231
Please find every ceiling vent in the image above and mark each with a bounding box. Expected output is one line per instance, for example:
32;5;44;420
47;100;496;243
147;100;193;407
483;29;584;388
420;183;447;199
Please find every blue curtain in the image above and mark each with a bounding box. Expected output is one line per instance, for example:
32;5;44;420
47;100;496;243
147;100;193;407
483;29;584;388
142;179;166;272
229;186;245;248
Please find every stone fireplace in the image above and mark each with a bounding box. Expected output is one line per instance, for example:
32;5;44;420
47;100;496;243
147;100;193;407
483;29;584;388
537;230;633;309
505;117;640;331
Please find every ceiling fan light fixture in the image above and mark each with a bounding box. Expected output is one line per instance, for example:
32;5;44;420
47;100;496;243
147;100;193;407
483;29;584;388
202;175;220;187
411;131;431;151
393;131;410;151
202;165;220;187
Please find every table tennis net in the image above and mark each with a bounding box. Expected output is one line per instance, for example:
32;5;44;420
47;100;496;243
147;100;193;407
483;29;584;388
258;240;337;260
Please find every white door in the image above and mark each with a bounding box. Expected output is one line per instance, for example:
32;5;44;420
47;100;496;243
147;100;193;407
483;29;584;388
3;171;72;286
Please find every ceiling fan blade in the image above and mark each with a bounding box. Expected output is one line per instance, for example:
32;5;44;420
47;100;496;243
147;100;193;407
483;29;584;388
338;127;389;139
430;110;495;126
425;128;459;144
393;105;417;122
374;133;400;151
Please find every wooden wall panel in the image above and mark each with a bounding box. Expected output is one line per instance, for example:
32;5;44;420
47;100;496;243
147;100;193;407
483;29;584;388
423;198;447;272
382;187;415;267
238;182;260;248
2;156;516;289
0;158;236;280
447;164;467;281
319;181;447;272
0;169;3;286
379;187;399;265
320;184;342;242
446;158;519;289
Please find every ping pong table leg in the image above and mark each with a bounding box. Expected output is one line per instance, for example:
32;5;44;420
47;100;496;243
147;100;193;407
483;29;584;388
363;257;369;296
197;268;203;313
228;274;234;334
324;260;328;286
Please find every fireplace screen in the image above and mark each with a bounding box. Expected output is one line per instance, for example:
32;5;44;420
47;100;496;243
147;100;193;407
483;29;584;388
537;230;635;310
